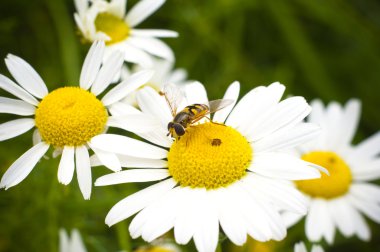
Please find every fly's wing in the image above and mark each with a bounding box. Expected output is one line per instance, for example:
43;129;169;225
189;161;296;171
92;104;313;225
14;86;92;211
159;84;185;117
208;99;235;114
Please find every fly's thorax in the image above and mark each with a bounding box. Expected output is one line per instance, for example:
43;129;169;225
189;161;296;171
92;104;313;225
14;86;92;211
173;111;191;126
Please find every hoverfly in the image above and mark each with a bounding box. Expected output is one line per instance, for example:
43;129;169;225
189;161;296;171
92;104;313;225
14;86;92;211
159;84;234;139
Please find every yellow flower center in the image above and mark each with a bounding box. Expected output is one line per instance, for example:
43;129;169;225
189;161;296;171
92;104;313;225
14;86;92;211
135;246;175;252
95;12;130;45
35;87;108;147
168;122;252;189
296;151;352;199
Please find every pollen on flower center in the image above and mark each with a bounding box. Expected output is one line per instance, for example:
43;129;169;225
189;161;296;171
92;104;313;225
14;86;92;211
95;12;130;45
296;151;352;199
35;87;108;147
168;122;252;189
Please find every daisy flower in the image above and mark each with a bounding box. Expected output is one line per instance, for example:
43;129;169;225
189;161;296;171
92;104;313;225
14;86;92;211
59;229;87;252
74;0;178;67
135;240;180;252
0;41;153;199
120;58;190;105
90;81;325;252
283;99;380;243
294;242;323;252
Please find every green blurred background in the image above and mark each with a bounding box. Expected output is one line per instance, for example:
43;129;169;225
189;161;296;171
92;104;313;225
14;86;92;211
0;0;380;251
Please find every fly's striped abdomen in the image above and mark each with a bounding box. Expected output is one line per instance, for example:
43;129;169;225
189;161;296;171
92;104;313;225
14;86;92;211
182;104;209;118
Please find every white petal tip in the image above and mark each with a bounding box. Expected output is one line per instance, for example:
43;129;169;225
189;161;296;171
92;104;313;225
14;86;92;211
58;180;70;186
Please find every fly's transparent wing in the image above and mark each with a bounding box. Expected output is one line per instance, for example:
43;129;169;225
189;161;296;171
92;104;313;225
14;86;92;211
159;83;185;117
208;99;235;114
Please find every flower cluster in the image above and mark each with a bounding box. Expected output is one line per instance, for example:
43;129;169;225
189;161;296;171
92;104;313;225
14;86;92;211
0;0;379;252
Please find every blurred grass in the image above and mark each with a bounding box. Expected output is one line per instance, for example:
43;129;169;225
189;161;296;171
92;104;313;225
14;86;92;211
0;0;380;251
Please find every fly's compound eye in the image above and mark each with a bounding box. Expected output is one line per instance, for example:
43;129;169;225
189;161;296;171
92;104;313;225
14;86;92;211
168;122;174;131
174;124;186;136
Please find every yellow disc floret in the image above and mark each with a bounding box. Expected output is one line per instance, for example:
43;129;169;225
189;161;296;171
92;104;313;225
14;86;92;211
35;87;107;147
95;12;130;45
168;122;252;189
296;151;352;199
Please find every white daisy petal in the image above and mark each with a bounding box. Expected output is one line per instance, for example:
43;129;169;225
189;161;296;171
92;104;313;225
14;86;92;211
351;158;380;181
59;229;70;252
350;205;371;241
101;70;154;106
348;194;380;223
137;129;173;148
312;246;325;252
316;200;335;244
5;54;48;99
294;242;308;252
136;86;172;128
70;229;87;252
108;102;141;116
106;114;161;133
91;50;124;96
254;123;320;153
32;129;42;145
193;190;219;252
74;13;86;35
129;206;150;239
95;169;169;186
305;199;326;242
130;29;178;38
228;185;270;242
140;187;181;242
169;69;188;84
105;178;176;226
0;97;37;115
74;0;88;17
109;0;127;18
214;187;247;245
308;99;325;124
340;99;361;146
307;99;328;149
282;211;303;228
212;81;240;123
90;134;168;159
329;198;355;237
352;131;380;160
0;118;35;141
184;81;209;106
323;102;344;150
251;198;286;241
57;146;75;185
88;143;121;172
349;183;380;208
174;187;199;245
117;155;167;168
127;37;174;61
0;142;49;189
247;96;311;142
125;0;165;27
249;153;321;180
0;74;39;105
80;41;105;90
242;174;308;214
75;146;92;200
119;42;154;67
227;82;285;130
226;85;266;128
